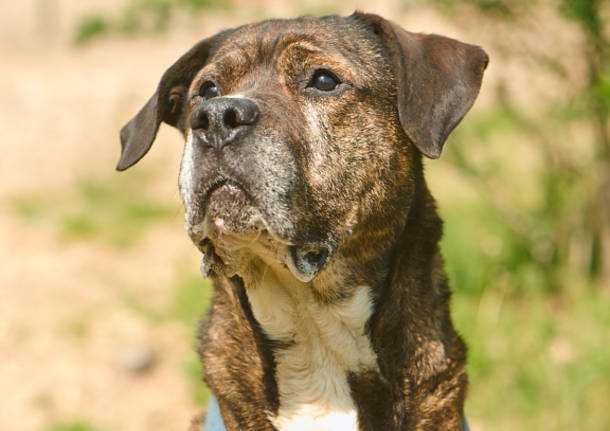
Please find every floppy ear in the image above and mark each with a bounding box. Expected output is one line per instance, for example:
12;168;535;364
354;12;489;158
117;34;226;171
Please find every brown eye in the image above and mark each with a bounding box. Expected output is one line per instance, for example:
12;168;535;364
309;70;340;91
200;81;219;99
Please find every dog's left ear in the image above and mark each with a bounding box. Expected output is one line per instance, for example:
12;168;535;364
117;33;227;171
354;12;489;158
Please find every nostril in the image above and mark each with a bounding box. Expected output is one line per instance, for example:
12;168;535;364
223;100;259;129
223;109;239;129
191;109;210;130
199;114;209;130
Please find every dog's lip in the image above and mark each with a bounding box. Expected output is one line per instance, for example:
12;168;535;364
185;177;252;242
201;177;251;211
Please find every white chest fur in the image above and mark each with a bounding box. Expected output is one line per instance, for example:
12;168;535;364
246;274;378;431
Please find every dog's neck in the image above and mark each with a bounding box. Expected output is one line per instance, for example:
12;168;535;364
245;260;378;430
238;174;451;430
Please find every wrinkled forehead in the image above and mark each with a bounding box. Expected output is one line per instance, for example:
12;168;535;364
208;15;384;73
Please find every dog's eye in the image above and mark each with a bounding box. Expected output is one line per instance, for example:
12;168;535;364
200;81;219;99
309;70;340;91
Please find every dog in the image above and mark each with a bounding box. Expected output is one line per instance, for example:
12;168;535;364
118;11;488;431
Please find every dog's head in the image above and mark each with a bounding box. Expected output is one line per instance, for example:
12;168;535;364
118;13;488;289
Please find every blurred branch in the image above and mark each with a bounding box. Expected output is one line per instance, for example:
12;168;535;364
559;0;610;286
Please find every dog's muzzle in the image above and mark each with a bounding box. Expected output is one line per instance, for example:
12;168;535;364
185;96;334;283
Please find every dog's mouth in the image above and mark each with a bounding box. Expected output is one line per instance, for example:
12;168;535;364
203;178;250;209
185;176;257;245
197;235;332;282
199;177;258;233
285;245;331;283
188;177;334;282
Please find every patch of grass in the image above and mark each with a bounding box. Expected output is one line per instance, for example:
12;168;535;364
43;420;107;431
122;266;213;330
453;289;610;430
63;317;90;340
74;15;110;44
172;272;213;406
123;269;212;325
59;179;177;247
181;350;211;406
171;271;214;406
172;273;213;328
74;0;233;44
12;174;178;248
122;292;167;324
119;267;213;406
439;196;541;297
14;196;46;221
180;0;232;11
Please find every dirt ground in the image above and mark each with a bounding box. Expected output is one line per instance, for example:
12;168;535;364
0;1;582;430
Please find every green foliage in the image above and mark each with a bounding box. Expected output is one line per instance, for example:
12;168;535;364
592;67;610;112
172;273;213;407
122;269;213;406
438;101;577;294
430;0;610;294
428;3;610;424
172;273;213;328
62;178;175;246
122;292;168;324
73;0;233;44
116;263;213;406
63;317;91;340
119;0;174;35
74;15;109;44
430;0;530;19
13;174;177;248
559;0;603;35
123;271;212;325
180;0;230;10
453;289;610;430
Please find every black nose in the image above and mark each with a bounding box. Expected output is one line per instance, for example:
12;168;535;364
190;97;260;150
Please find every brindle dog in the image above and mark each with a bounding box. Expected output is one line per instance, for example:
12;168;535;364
118;12;488;431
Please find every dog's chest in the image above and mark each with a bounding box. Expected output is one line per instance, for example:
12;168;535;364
247;278;378;431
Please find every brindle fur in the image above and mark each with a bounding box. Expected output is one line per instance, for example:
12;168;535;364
118;12;488;431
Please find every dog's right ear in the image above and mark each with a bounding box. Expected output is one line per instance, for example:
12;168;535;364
353;12;488;159
117;34;226;171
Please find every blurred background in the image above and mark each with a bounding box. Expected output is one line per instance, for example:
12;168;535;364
0;0;608;430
